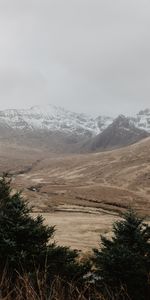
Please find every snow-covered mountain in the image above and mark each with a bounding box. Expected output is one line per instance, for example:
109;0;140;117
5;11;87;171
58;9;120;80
0;105;150;139
130;109;150;132
81;115;149;152
0;105;113;137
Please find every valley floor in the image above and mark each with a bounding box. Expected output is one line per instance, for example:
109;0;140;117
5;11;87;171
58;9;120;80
0;138;150;250
32;209;119;251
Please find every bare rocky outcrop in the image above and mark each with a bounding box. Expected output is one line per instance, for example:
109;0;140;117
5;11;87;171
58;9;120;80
81;115;149;152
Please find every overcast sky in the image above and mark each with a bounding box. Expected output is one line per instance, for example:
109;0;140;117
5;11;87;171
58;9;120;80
0;0;150;116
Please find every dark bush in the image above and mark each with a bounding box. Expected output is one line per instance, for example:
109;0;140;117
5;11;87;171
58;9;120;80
93;209;150;300
0;174;89;286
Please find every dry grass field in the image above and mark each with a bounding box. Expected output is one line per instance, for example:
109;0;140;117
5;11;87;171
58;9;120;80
32;211;119;251
0;137;150;250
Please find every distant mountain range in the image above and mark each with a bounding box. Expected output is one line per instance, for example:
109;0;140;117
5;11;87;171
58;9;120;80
81;115;149;152
0;105;149;152
0;105;113;137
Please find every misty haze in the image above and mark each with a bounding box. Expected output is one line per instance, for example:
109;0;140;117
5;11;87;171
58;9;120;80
0;1;150;299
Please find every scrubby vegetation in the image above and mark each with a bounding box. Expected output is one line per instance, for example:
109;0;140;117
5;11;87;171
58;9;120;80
93;209;150;300
0;174;149;299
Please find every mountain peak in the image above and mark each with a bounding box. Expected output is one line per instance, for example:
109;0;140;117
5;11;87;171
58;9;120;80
0;105;149;139
0;104;101;136
0;105;149;153
110;115;131;129
138;108;150;116
113;114;127;122
81;114;149;152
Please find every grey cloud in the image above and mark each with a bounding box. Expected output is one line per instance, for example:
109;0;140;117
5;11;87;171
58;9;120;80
0;0;150;116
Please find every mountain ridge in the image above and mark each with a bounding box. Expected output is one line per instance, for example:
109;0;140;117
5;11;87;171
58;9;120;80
0;104;110;137
0;105;150;135
0;105;149;153
81;115;149;152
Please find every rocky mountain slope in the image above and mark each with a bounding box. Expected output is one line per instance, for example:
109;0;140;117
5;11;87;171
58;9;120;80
81;115;149;152
0;105;113;137
0;105;150;135
130;108;150;132
0;105;149;153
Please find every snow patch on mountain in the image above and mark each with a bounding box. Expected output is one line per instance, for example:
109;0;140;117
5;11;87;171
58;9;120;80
130;109;150;132
0;105;110;136
0;105;149;136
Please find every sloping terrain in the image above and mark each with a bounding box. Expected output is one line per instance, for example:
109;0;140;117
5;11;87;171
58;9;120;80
0;108;149;154
0;105;111;136
81;115;149;152
0;105;113;153
0;106;150;135
10;136;150;217
0;137;150;250
131;108;150;132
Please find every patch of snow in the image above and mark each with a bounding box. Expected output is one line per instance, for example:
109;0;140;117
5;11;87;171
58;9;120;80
0;105;150;136
0;104;109;136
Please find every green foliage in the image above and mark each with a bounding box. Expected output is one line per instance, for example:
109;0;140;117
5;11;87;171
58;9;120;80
0;174;54;271
93;209;150;300
0;174;89;284
2;173;150;299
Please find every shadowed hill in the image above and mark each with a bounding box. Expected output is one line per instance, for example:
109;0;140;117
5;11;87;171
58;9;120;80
81;115;149;152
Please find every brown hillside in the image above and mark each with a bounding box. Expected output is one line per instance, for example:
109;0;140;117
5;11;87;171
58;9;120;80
0;137;150;250
9;137;150;217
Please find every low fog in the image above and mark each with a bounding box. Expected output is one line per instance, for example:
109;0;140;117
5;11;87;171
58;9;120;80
0;0;150;116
